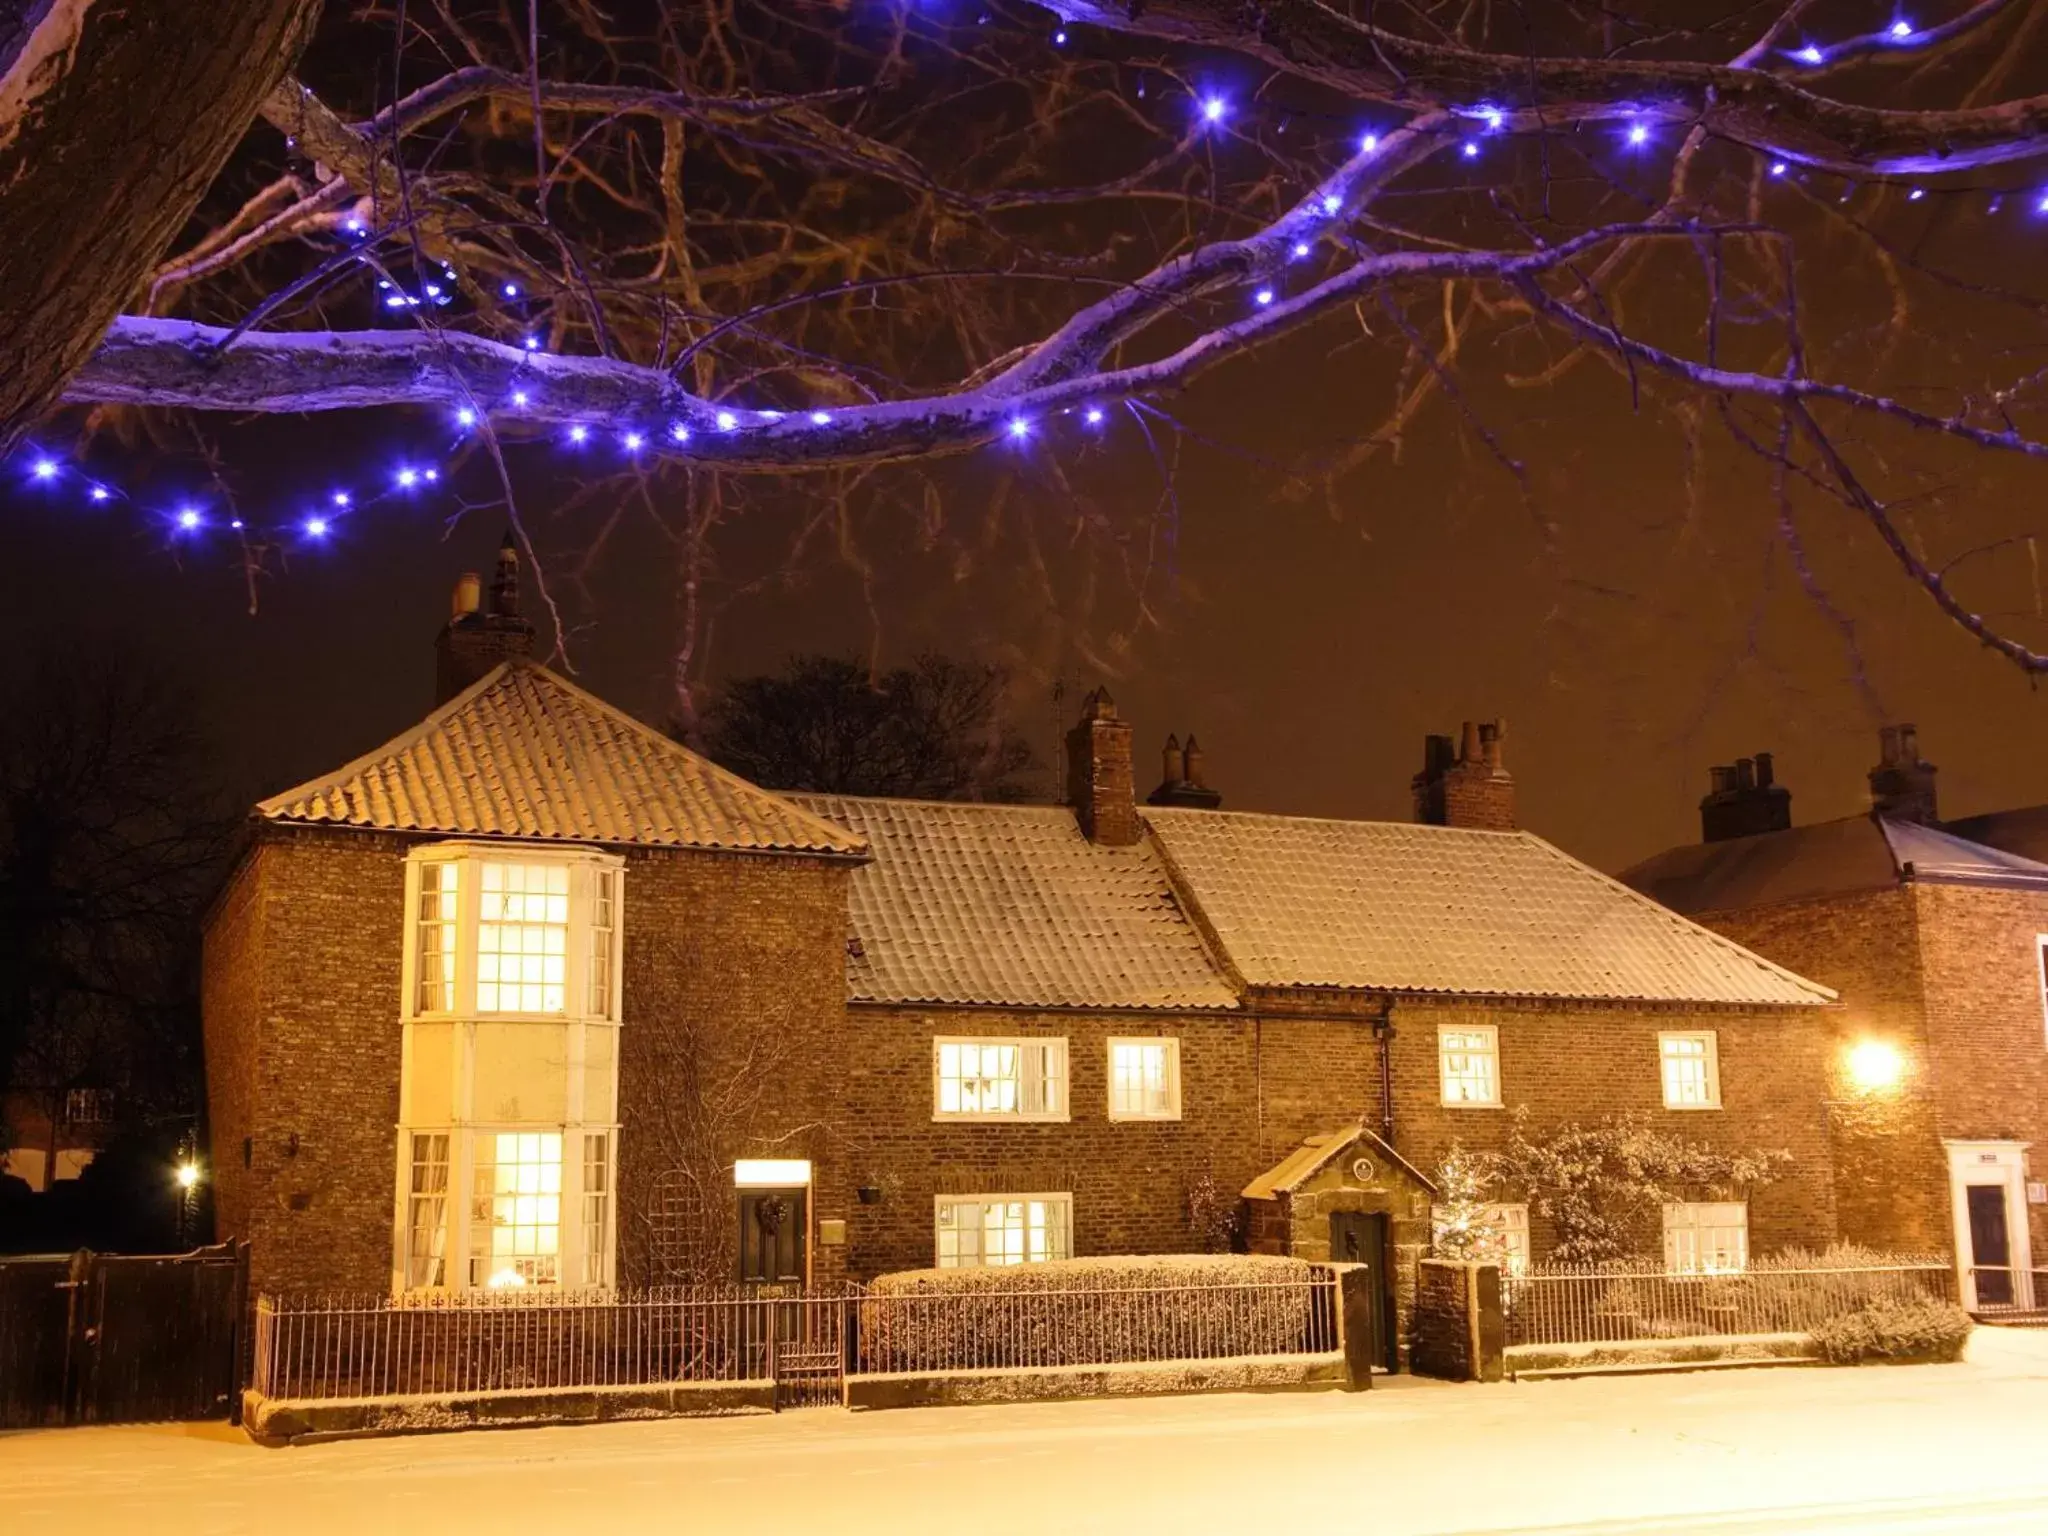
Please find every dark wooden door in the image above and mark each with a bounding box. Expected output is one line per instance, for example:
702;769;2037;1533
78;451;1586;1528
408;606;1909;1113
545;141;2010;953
738;1189;809;1284
1329;1211;1393;1371
1967;1185;2014;1306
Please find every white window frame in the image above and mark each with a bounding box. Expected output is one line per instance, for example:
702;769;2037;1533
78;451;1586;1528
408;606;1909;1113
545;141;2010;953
2035;936;2048;1049
1484;1202;1531;1276
393;842;625;1296
1438;1024;1502;1107
399;843;625;1026
1662;1201;1749;1275
1106;1037;1182;1121
933;1192;1074;1268
931;1037;1069;1122
1658;1030;1722;1110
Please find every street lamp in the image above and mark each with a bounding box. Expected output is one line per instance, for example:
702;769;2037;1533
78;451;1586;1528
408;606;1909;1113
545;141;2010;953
1846;1039;1904;1093
175;1161;201;1190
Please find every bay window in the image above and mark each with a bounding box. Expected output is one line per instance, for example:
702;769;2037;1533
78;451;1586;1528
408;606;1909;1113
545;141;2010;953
393;843;622;1293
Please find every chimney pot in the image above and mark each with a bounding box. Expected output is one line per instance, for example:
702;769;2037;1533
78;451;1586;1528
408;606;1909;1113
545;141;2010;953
1700;751;1793;841
1068;687;1140;843
1161;733;1183;789
434;536;537;704
1755;751;1775;788
451;572;481;619
1735;757;1756;791
1414;717;1516;830
1869;724;1938;825
1183;735;1208;789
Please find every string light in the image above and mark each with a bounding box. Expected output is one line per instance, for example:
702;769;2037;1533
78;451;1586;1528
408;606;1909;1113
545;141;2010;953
1007;417;1031;439
503;283;519;297
1084;406;1105;425
623;431;645;451
1292;240;1311;258
670;422;691;442
523;335;540;350
395;468;419;488
89;486;110;502
176;508;202;531
332;491;352;507
32;458;57;480
1255;287;1275;306
304;516;329;538
456;407;476;427
1321;193;1342;214
568;425;589;444
1200;95;1227;125
1360;133;1379;154
1463;141;1480;159
1889;19;1914;39
1627;123;1650;146
1908;188;1925;201
716;410;738;431
810;411;831;425
512;390;530;407
231;518;245;530
1770;161;1788;177
1794;44;1824;63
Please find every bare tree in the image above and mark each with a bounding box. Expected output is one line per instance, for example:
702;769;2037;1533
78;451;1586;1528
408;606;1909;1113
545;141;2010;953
700;654;1038;801
11;2;2048;684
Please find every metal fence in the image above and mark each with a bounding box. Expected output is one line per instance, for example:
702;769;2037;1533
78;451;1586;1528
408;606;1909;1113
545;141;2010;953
856;1273;1338;1375
1502;1260;1954;1347
252;1269;1340;1404
1967;1267;2047;1315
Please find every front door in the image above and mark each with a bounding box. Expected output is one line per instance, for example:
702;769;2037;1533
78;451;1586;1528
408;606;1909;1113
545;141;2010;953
738;1188;809;1285
1329;1211;1394;1371
1967;1186;2014;1306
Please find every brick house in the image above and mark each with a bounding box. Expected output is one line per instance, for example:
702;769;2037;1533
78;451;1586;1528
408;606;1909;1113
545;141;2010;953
1622;728;2048;1311
201;551;1846;1359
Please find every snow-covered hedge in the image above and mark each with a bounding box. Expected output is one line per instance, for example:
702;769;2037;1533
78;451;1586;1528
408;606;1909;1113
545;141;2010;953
1809;1297;1973;1365
857;1255;1329;1375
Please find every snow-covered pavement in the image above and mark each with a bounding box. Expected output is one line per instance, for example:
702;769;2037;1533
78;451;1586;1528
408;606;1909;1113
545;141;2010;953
7;1329;2048;1535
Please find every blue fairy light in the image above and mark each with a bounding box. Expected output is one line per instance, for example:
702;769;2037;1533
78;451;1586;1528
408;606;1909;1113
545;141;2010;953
716;411;739;431
568;425;590;444
176;508;202;531
503;283;519;297
1200;95;1227;125
1053;29;1066;45
2035;193;2048;214
1627;122;1649;146
1795;44;1824;63
523;335;540;351
623;431;645;451
1084;406;1105;426
1007;417;1031;439
1255;288;1275;306
304;516;330;538
670;422;691;442
1908;188;1925;201
512;390;530;408
810;411;831;425
231;518;244;530
332;491;351;507
1291;240;1311;258
456;407;477;427
396;468;419;488
1360;133;1379;154
1462;141;1480;159
1321;193;1341;215
89;486;110;502
423;469;439;483
1770;161;1788;177
1889;19;1914;39
1481;107;1505;131
31;457;57;480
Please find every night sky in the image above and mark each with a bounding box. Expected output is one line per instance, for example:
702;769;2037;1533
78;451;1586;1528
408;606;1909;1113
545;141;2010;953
10;16;2048;878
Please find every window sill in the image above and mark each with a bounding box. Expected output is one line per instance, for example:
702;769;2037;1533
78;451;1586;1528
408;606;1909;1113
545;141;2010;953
1662;1102;1723;1111
931;1113;1072;1125
1439;1099;1506;1110
1108;1111;1183;1123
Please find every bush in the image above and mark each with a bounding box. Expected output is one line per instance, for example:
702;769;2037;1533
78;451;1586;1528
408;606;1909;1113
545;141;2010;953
1809;1297;1973;1365
859;1255;1323;1374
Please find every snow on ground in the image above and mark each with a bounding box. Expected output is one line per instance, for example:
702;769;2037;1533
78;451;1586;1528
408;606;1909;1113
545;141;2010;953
6;1329;2048;1536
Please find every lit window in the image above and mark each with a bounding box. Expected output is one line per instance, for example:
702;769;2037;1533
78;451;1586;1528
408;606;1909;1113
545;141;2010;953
1108;1038;1181;1120
935;1194;1073;1267
1485;1203;1530;1275
1663;1201;1748;1275
1659;1031;1721;1109
404;1133;451;1289
1438;1026;1501;1106
477;863;569;1013
933;1038;1067;1120
414;861;458;1013
588;868;618;1017
63;1088;113;1124
581;1132;612;1287
470;1131;563;1288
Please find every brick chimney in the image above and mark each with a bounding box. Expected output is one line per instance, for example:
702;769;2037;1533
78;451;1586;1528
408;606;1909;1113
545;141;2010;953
1869;724;1938;825
1699;753;1793;842
1066;687;1141;845
1413;720;1515;831
434;535;536;703
1147;731;1223;809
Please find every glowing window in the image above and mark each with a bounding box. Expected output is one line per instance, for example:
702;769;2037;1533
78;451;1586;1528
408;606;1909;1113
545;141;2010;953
404;1133;451;1289
587;868;618;1017
414;861;458;1014
476;862;569;1013
1659;1031;1721;1109
933;1038;1067;1120
1108;1038;1181;1120
1438;1026;1501;1106
581;1132;612;1287
1663;1201;1748;1275
935;1194;1073;1268
469;1131;563;1287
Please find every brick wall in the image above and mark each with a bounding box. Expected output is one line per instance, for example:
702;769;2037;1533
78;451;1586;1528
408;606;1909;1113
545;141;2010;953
1387;996;1840;1259
1910;884;2048;1268
198;846;265;1259
1699;890;1955;1256
613;846;853;1286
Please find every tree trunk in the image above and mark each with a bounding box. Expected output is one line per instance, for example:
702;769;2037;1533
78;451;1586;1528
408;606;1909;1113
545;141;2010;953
0;0;322;455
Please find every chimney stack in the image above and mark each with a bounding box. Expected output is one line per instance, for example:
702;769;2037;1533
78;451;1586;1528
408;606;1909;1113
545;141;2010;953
434;535;537;703
1699;752;1793;842
1413;719;1516;831
1147;730;1223;809
1868;724;1938;825
1066;688;1141;845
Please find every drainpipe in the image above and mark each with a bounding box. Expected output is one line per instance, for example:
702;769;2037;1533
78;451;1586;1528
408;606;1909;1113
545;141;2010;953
1371;999;1396;1146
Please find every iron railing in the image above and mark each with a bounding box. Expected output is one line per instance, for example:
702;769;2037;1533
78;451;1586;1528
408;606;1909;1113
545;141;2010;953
856;1273;1338;1375
1966;1267;2047;1314
252;1269;1340;1403
1502;1260;1954;1347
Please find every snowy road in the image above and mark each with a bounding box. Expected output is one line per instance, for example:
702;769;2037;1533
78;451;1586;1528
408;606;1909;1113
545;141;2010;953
6;1330;2048;1535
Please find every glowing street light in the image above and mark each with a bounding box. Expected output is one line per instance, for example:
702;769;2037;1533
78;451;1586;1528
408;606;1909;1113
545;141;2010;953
175;1161;201;1190
1846;1039;1904;1093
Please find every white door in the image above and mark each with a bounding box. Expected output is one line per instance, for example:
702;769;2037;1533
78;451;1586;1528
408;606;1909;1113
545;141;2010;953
1945;1142;2034;1311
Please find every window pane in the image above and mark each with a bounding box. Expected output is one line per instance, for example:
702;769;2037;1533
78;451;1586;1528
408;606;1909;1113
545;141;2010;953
1439;1028;1499;1104
477;863;570;1013
587;870;617;1018
404;1133;451;1288
1660;1034;1717;1107
935;1195;1072;1268
582;1132;610;1286
1110;1040;1178;1118
470;1131;562;1287
934;1039;1066;1118
414;863;458;1014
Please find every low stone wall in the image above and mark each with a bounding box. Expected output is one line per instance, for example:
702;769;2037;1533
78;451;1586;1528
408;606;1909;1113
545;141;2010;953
1505;1332;1815;1378
244;1379;774;1445
848;1352;1348;1411
1411;1259;1504;1382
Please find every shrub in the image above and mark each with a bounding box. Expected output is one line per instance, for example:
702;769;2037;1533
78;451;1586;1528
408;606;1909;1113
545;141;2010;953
858;1255;1322;1374
1809;1297;1973;1365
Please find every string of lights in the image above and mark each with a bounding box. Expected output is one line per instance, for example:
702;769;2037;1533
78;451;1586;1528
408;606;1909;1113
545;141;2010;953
11;7;2046;549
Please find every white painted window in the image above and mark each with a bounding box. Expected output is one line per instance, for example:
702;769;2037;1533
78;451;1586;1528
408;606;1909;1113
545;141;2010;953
935;1194;1073;1267
933;1038;1068;1120
1659;1031;1721;1109
414;861;458;1014
1108;1038;1181;1120
1485;1203;1531;1275
1663;1201;1749;1274
477;862;570;1013
1438;1025;1501;1106
395;844;623;1294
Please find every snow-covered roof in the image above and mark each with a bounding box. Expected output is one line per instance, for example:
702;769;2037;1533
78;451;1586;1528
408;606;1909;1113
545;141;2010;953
258;661;866;857
1243;1126;1436;1202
